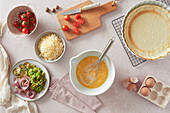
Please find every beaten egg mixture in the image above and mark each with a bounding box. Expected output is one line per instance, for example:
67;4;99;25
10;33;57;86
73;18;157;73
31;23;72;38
76;56;108;88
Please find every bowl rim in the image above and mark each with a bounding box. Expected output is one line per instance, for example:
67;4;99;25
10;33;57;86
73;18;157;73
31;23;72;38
69;49;115;96
7;4;38;37
34;30;66;63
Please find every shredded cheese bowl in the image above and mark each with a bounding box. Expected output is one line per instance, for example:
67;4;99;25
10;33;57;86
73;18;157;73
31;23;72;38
35;31;66;63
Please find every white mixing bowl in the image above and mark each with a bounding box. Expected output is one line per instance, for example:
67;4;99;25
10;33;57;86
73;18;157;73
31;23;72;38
69;50;115;96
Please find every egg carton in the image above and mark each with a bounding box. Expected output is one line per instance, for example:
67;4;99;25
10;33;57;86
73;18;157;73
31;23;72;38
137;74;170;108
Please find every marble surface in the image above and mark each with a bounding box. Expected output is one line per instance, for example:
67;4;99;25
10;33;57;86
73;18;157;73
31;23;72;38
0;0;170;113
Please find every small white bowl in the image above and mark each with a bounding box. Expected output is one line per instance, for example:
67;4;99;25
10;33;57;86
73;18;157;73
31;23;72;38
69;50;115;96
34;31;66;63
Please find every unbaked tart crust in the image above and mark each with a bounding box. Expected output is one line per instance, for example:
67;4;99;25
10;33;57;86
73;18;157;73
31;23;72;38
123;4;170;60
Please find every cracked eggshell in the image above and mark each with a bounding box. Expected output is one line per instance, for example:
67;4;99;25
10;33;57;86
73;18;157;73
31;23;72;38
130;76;139;84
127;83;137;91
123;78;130;88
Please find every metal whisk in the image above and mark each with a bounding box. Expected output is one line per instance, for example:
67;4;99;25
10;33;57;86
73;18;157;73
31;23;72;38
84;37;115;84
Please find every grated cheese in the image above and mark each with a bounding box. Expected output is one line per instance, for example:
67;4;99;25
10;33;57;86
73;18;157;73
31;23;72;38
38;34;64;60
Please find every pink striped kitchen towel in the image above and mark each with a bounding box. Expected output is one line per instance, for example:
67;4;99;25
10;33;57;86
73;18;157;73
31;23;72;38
49;73;102;113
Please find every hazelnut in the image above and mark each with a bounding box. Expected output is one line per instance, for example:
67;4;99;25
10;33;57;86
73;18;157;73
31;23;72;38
45;7;50;12
52;8;56;13
56;5;59;10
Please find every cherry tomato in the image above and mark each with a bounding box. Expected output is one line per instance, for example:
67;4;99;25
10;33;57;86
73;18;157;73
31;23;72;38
72;21;79;27
22;21;29;27
78;18;84;25
75;14;81;20
22;28;29;34
29;24;35;31
18;14;22;19
62;25;69;31
13;21;19;27
27;11;34;18
73;28;79;35
18;12;24;19
64;15;70;21
18;20;23;25
21;13;28;21
17;26;23;32
29;17;36;24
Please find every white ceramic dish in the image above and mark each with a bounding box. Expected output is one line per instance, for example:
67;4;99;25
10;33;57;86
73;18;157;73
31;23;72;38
9;59;50;101
34;31;66;63
7;4;38;37
121;0;170;60
69;50;115;96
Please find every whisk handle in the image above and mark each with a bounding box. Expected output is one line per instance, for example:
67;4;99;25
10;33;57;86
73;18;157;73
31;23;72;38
99;38;115;60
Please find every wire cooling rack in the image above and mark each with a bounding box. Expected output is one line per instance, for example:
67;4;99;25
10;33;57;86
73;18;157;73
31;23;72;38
112;0;170;67
157;0;170;5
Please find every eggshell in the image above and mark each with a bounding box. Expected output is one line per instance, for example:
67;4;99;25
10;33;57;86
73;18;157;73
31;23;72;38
140;87;151;96
130;76;139;84
145;77;156;88
127;83;137;91
123;78;130;88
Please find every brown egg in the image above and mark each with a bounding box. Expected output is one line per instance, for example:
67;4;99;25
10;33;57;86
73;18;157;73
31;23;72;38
140;86;151;96
145;77;156;88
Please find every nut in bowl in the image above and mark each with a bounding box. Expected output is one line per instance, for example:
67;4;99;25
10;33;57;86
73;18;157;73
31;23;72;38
69;50;115;96
35;31;66;63
7;4;38;37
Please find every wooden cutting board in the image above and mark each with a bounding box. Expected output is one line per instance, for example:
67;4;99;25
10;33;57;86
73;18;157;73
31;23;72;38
57;0;117;40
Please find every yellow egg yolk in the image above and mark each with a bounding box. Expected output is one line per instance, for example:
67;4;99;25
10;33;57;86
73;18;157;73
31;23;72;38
76;56;108;88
